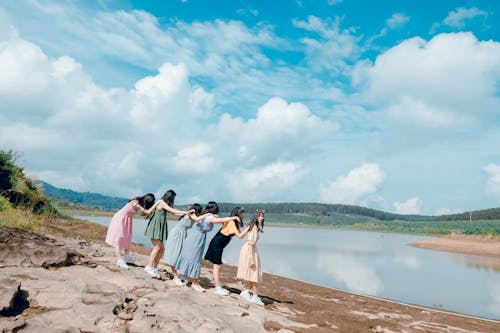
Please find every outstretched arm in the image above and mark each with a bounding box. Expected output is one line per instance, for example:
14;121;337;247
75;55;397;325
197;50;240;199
210;216;241;225
143;199;163;215
131;200;147;214
234;225;250;239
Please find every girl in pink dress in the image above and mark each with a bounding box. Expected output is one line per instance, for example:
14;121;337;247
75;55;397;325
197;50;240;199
105;193;155;269
237;210;265;306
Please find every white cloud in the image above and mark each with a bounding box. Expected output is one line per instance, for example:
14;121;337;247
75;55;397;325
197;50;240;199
293;15;361;73
225;162;307;202
169;143;216;175
393;197;422;214
484;164;500;200
354;32;500;131
0;31;215;196
386;13;410;29
320;163;385;204
212;97;338;164
443;7;488;28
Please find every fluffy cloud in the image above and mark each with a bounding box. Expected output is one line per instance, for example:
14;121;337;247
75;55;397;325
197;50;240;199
0;28;334;203
319;163;385;205
225;162;307;202
211;97;338;164
354;32;500;131
484;164;500;201
443;7;488;28
0;31;215;196
393;197;422;214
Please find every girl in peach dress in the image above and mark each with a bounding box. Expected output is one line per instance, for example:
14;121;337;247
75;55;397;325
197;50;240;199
237;210;265;306
105;193;155;269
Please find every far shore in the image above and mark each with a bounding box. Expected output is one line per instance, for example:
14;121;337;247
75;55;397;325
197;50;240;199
409;234;500;259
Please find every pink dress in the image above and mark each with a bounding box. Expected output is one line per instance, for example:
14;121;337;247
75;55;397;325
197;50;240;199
237;227;262;283
105;201;138;250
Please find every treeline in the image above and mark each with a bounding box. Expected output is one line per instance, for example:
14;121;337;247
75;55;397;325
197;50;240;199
435;208;500;221
36;180;128;211
214;203;433;221
0;150;58;215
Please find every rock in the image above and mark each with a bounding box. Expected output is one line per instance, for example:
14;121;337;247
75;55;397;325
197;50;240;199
0;318;26;332
0;278;20;312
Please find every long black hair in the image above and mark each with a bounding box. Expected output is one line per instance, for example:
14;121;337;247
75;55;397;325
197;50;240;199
230;206;245;230
202;201;219;215
161;190;176;207
129;193;155;210
248;209;265;233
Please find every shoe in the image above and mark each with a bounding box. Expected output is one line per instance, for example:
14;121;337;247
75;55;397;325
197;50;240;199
154;267;161;275
191;284;206;292
144;265;160;278
116;259;129;269
173;277;187;286
250;294;264;306
213;286;230;296
240;289;251;301
123;254;135;264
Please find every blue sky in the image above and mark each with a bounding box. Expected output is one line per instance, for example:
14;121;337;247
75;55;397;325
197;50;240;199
0;0;499;215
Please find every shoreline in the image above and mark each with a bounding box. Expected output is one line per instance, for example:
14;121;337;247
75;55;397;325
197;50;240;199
4;215;498;332
409;234;500;259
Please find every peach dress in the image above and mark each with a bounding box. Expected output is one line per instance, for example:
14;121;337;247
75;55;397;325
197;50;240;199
237;227;262;283
105;200;137;250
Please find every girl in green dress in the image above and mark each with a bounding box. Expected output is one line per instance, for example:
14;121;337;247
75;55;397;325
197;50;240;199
143;190;193;278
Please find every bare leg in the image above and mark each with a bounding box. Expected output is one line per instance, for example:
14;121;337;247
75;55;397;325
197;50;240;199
213;264;221;287
114;247;122;261
153;242;164;268
148;239;161;267
191;278;205;292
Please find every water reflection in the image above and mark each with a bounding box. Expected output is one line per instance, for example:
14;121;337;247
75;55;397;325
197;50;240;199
394;255;420;269
488;279;500;316
317;252;384;295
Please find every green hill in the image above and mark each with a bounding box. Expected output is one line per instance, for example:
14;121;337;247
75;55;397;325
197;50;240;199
35;180;128;211
0;150;57;215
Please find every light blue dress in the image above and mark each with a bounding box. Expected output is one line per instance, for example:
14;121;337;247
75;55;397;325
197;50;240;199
175;215;214;279
163;215;193;266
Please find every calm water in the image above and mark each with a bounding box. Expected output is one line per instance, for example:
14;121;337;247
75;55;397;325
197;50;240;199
78;215;500;320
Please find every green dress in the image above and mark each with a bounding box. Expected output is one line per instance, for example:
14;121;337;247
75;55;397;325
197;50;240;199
144;208;168;240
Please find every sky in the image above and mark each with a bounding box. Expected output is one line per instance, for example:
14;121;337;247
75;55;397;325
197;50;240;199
0;0;499;215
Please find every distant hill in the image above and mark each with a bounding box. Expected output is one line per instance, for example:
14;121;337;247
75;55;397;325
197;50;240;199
36;180;500;222
36;181;127;211
434;207;500;221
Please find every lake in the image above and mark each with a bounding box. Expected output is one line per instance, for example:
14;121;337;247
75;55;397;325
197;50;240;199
77;215;500;320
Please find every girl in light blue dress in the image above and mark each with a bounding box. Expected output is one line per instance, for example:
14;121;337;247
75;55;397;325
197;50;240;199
175;202;241;292
163;203;202;285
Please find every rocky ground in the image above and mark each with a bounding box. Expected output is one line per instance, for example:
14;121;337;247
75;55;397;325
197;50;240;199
1;221;499;332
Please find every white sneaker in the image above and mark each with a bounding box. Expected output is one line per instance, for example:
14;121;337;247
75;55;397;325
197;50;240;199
213;286;230;296
250;294;264;306
153;267;161;275
240;289;251;301
116;259;129;269
173;277;186;286
123;254;135;264
144;265;160;278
